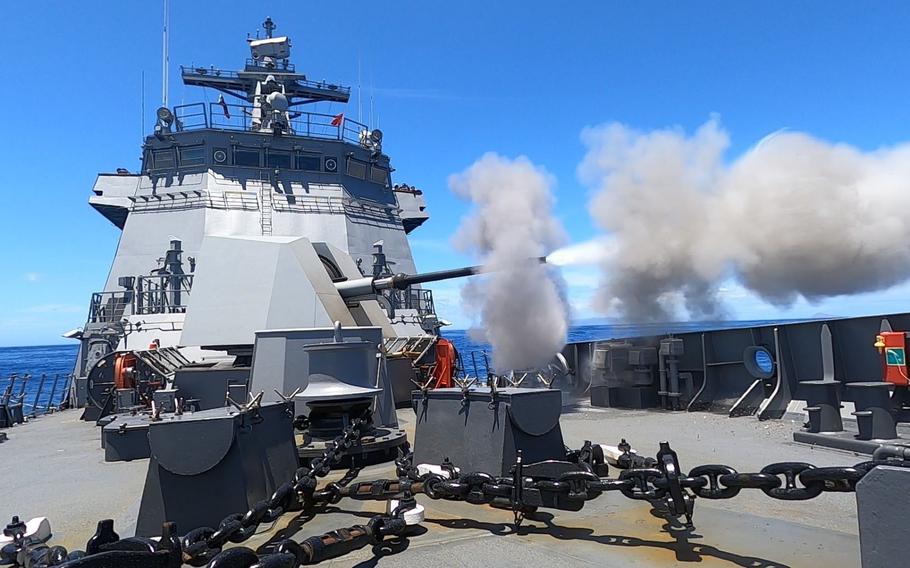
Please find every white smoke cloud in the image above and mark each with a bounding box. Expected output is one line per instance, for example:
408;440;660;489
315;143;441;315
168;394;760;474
450;153;569;371
578;117;910;321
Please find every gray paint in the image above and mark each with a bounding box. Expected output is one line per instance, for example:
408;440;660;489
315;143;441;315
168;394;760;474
856;466;910;567
135;402;297;537
412;387;566;476
179;236;359;347
172;362;251;411
101;414;152;462
562;312;910;417
249;326;397;427
75;20;434;381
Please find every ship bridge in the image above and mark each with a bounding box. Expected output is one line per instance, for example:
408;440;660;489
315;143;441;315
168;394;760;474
89;17;429;240
87;17;430;330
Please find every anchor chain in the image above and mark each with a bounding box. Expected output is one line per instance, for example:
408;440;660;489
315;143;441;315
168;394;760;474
375;444;910;524
3;408;412;568
7;436;910;567
179;410;374;566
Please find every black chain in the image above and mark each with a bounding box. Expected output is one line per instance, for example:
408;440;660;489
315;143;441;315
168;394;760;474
357;449;910;519
180;411;374;565
13;408;412;568
11;433;910;568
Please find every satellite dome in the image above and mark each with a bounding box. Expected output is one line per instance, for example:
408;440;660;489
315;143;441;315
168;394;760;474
266;91;288;112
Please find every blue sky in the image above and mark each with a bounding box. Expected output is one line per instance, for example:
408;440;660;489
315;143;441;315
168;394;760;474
3;1;910;346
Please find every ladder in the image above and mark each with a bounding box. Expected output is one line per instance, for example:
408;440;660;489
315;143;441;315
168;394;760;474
259;172;273;236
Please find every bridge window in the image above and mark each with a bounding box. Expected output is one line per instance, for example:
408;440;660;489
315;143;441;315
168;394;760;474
178;145;205;167
152;148;175;170
296;153;321;171
370;165;390;186
266;150;292;169
233;147;261;167
346;157;367;180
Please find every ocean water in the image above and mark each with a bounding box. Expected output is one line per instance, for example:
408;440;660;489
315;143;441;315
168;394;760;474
0;320;788;414
0;344;79;415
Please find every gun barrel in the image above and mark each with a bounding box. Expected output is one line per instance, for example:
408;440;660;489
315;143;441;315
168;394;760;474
383;265;480;289
334;258;545;299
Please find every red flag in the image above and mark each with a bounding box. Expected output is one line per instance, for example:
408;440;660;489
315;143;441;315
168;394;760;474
330;112;344;127
218;95;231;119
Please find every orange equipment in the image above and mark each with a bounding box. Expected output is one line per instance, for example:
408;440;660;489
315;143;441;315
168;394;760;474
876;332;910;386
113;353;138;390
431;338;457;389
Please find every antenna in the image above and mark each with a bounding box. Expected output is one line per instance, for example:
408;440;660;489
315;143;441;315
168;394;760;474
140;70;146;144
162;0;169;108
357;54;363;124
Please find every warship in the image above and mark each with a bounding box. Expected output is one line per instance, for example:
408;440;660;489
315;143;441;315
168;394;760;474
2;16;910;568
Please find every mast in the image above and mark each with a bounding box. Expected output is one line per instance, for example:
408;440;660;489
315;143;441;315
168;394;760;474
162;0;169;108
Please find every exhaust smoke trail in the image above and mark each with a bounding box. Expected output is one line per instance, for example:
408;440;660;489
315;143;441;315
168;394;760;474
450;153;569;372
576;117;910;321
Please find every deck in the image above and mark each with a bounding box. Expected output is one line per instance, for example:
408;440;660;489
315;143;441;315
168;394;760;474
0;403;863;567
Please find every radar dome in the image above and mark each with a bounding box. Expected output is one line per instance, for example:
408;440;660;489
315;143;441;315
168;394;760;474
266;92;288;112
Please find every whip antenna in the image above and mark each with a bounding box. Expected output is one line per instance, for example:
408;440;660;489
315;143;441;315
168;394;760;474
162;0;169;108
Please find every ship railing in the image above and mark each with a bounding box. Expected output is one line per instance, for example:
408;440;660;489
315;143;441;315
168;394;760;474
243;58;297;72
88;291;133;324
173;103;209;129
128;190;259;213
127;189;398;223
0;373;73;424
272;194;401;223
135;274;194;315
388;288;435;317
271;194;347;215
219;190;260;210
171;102;368;144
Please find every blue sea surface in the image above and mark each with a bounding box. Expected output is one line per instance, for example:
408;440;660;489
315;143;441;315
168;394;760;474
0;344;78;414
0;320;791;413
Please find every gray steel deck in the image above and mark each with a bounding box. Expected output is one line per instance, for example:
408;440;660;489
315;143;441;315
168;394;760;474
0;403;863;566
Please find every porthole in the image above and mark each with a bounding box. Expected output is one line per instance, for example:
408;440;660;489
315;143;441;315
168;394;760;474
213;149;228;163
743;346;775;379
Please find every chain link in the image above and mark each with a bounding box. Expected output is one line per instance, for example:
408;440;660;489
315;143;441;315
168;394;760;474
384;449;910;518
15;428;910;568
180;411;374;565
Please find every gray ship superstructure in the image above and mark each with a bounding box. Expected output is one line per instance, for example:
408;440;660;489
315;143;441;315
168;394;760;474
73;18;437;387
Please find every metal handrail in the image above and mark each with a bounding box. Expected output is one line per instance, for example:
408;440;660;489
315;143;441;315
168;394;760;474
243;58;296;72
129;189;399;224
89;291;133;324
129;190;259;213
388;288;435;316
0;373;72;421
136;274;194;315
171;102;367;144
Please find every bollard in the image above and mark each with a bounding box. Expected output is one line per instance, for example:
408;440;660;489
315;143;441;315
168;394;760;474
800;380;844;433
